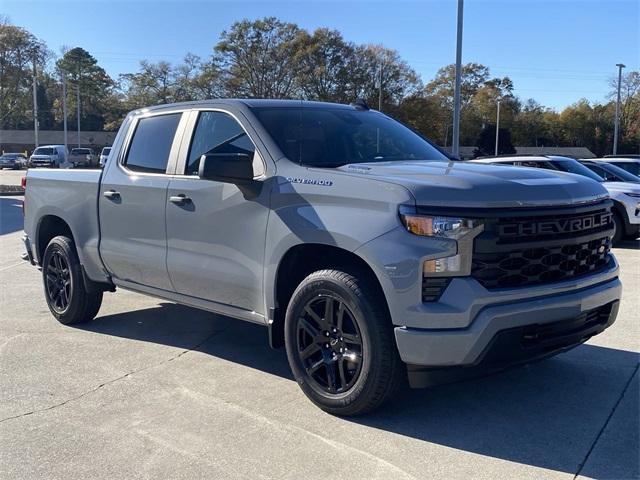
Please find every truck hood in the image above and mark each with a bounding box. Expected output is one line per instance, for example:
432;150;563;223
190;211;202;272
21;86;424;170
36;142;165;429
337;160;609;208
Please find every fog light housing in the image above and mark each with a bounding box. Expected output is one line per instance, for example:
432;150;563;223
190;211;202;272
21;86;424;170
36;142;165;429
422;277;451;302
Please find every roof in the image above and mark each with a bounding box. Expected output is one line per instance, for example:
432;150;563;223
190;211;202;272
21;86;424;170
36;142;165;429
135;98;360;115
592;157;640;163
514;146;596;158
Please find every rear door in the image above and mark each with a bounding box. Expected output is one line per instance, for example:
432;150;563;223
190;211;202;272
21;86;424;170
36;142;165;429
165;109;271;315
99;111;185;291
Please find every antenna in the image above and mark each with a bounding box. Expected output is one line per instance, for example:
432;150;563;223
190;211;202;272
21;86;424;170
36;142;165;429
350;98;370;111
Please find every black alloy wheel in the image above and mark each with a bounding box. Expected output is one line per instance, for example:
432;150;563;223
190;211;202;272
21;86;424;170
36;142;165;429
284;269;404;416
45;249;72;313
42;235;103;325
296;294;363;394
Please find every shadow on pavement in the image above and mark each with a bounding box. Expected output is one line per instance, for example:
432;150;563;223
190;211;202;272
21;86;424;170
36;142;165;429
76;302;639;476
0;197;24;235
615;238;639;250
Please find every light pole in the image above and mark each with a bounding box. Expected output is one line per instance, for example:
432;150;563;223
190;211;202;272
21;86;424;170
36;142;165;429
494;100;501;156
61;71;68;157
76;81;81;148
452;0;464;158
32;52;39;148
378;61;383;112
613;63;625;155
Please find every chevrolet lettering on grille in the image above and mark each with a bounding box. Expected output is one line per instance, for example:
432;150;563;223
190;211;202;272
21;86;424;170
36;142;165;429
499;212;613;237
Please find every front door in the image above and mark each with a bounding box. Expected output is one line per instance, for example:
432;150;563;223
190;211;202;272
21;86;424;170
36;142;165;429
165;110;270;315
99;112;183;291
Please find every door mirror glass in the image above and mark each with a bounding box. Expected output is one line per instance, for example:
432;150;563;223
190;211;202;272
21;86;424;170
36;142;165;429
198;153;254;183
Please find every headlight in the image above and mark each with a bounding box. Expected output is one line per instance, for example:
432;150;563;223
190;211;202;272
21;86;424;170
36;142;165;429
399;207;484;276
399;213;481;239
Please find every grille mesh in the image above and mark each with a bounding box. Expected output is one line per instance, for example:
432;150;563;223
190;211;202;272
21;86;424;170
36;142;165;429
472;237;611;289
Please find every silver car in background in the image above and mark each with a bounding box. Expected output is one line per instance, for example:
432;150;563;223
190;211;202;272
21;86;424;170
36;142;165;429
0;152;28;169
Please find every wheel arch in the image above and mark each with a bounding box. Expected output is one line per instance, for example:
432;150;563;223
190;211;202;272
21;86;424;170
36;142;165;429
611;200;631;236
35;215;75;264
268;243;390;348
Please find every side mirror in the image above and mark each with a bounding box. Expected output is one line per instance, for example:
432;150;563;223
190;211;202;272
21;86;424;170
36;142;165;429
198;153;254;183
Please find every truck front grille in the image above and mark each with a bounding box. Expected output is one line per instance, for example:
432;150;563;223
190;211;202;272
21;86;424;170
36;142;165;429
472;237;611;289
470;201;614;290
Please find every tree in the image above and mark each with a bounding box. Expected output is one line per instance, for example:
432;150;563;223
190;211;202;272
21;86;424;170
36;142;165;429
348;44;421;109
424;63;512;146
394;94;449;145
0;21;48;129
425;63;491;111
56;47;113;130
173;53;225;101
474;124;516;157
215;17;302;98
119;60;175;108
609;70;640;153
294;28;355;102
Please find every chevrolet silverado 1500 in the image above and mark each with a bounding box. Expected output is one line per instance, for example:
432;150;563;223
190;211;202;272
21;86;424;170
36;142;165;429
22;100;622;415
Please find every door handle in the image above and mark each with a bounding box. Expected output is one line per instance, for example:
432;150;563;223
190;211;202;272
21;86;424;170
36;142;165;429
169;194;191;205
103;190;120;200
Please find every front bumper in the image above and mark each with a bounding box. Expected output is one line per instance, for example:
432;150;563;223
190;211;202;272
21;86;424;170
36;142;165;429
395;273;621;369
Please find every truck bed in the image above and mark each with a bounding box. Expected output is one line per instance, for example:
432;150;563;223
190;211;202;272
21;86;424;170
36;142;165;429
23;168;108;283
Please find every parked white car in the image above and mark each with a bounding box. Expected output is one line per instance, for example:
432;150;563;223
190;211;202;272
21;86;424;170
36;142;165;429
99;146;112;167
471;155;640;243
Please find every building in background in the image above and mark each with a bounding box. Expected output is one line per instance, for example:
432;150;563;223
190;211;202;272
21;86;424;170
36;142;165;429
0;130;116;155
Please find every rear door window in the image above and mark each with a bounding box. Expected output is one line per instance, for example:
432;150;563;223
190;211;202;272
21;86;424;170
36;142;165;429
125;113;181;174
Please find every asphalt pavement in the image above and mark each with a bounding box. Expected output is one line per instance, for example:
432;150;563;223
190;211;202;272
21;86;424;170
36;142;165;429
1;194;638;479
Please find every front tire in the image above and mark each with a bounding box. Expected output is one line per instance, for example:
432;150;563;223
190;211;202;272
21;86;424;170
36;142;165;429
42;235;102;325
284;269;403;416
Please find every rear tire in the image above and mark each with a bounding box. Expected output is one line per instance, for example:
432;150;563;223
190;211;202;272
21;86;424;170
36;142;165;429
42;235;103;325
284;268;403;416
612;211;624;245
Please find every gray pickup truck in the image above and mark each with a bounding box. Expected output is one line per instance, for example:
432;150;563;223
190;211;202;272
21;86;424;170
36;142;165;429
22;100;622;415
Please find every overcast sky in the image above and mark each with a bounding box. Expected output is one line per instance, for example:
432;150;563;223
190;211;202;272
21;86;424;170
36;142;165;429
4;0;639;110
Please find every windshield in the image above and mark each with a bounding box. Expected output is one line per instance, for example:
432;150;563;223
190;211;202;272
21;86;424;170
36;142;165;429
550;159;604;182
251;106;448;167
72;149;91;154
608;161;640;177
102;148;111;155
592;162;640;183
33;147;54;155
